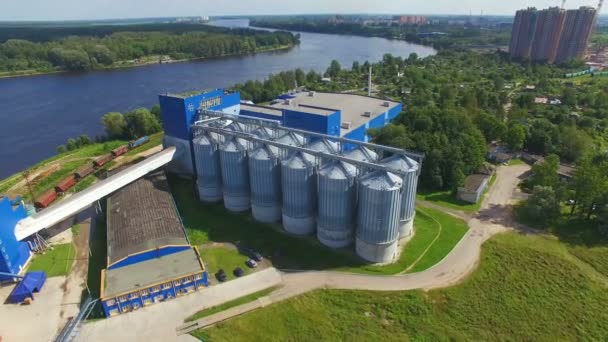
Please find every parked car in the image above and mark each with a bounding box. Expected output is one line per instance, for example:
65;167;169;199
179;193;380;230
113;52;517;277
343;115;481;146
233;267;245;277
246;259;258;268
216;269;227;282
251;252;263;262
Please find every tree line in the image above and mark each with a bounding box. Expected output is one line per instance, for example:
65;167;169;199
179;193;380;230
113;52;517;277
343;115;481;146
0;26;298;73
56;105;163;153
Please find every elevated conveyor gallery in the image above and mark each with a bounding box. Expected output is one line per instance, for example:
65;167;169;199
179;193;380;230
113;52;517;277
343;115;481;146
14;147;177;241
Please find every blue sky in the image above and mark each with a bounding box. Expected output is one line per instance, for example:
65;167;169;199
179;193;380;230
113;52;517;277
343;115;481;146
1;0;605;21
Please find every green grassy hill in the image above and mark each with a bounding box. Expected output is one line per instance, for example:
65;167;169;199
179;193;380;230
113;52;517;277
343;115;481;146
195;233;608;341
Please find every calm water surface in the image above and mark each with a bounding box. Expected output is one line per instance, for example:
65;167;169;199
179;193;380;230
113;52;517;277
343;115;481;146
0;19;435;179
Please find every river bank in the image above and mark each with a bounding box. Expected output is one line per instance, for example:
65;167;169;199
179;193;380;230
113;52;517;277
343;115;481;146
0;44;295;80
0;22;435;179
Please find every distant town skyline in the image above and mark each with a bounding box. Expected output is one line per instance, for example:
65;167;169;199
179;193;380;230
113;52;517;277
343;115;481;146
1;0;607;21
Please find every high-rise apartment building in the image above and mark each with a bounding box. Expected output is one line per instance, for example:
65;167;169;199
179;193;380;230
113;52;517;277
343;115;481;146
509;6;597;64
556;7;598;63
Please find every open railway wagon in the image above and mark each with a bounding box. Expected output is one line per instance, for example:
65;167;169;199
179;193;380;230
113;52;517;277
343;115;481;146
30;136;150;210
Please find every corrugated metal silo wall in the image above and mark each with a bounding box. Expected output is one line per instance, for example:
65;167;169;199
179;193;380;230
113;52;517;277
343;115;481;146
281;155;317;220
317;162;356;246
249;145;282;221
402;170;418;221
356;174;402;244
219;140;250;209
194;135;223;201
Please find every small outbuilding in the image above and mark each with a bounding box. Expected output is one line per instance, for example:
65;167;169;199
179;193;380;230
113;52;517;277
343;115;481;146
457;174;491;204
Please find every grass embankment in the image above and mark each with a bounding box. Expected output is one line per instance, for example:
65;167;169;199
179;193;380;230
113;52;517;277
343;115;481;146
551;217;608;277
417;173;497;212
1;132;163;198
27;243;75;277
196;233;608;341
340;207;468;274
171;177;468;275
187;287;278;323
200;246;251;281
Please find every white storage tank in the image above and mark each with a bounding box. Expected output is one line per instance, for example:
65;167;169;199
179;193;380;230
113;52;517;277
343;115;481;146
281;151;317;235
380;154;420;238
306;138;338;165
276;132;305;157
219;136;251;212
356;170;403;263
193;132;222;202
317;160;357;248
249;144;282;223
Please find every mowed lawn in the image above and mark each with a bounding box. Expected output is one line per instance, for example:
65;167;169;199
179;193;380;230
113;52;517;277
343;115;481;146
27;243;75;277
200;246;251;281
340;207;468;274
197;233;608;341
171;176;468;275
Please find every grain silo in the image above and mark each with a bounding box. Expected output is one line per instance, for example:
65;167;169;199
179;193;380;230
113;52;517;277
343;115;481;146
306;138;338;164
317;160;357;248
249;143;282;223
380;154;419;238
356;170;403;263
193;132;223;202
275;132;305;157
219;136;251;212
344;145;379;164
281;151;317;235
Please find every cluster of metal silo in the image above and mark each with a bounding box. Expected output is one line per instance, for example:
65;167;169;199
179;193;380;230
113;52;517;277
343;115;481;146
191;118;421;264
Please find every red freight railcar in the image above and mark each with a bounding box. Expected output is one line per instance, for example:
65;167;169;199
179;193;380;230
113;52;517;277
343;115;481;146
35;190;57;209
55;175;77;193
111;145;129;157
75;165;94;179
93;154;113;167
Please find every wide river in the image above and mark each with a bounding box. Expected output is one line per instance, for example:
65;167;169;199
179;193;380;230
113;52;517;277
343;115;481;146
0;19;435;179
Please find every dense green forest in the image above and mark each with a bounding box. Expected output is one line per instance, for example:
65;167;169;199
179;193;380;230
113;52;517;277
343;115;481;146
227;51;606;193
0;24;299;74
251;19;511;50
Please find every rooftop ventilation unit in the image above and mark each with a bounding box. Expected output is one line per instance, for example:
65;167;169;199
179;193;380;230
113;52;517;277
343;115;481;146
284;99;292;105
341;122;352;130
383;101;390;107
309;91;315;97
363;111;372;118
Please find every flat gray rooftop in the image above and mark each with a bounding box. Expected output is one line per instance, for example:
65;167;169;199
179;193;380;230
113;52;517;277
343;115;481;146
103;248;204;298
240;103;283;117
269;92;400;134
106;169;188;266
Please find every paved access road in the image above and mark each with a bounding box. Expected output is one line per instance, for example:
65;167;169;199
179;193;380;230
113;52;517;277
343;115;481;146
182;164;531;333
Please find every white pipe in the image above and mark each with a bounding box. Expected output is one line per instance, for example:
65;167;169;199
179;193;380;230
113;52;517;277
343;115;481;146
14;147;176;241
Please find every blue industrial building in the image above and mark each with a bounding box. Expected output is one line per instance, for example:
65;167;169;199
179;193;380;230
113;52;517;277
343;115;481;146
100;170;208;317
0;197;32;280
159;89;403;175
159;89;241;175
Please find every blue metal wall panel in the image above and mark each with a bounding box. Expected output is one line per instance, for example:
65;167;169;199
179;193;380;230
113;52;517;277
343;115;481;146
283;109;341;135
239;109;284;123
108;246;191;270
102;271;209;317
0;198;31;279
159;89;242;141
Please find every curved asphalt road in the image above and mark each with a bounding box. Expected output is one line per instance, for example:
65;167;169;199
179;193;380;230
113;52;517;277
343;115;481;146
270;164;531;300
